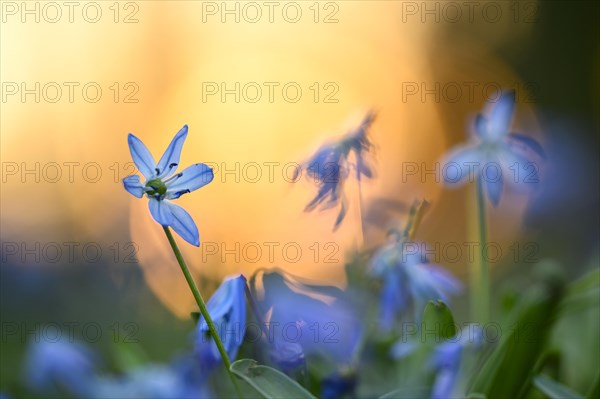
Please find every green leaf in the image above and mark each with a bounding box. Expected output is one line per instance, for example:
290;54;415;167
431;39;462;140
190;311;200;324
557;268;600;315
230;359;316;399
586;372;599;399
469;263;565;398
111;341;149;372
422;300;457;343
534;375;584;399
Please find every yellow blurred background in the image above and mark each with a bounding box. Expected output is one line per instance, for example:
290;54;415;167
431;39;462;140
1;1;541;317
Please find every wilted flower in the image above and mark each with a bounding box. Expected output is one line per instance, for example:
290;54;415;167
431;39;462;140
296;112;376;229
23;338;96;397
369;233;462;330
123;125;214;246
429;325;484;399
195;274;247;371
441;90;545;206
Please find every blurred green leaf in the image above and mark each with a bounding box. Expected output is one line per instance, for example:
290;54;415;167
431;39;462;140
546;268;600;391
534;374;583;399
586;372;599;399
422;300;457;343
190;311;200;324
557;268;600;315
230;359;316;399
111;341;149;372
469;264;565;398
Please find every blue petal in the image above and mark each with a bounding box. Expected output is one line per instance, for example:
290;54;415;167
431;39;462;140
487;90;516;139
157;125;188;178
441;146;484;186
474;114;488;138
508;132;546;160
164;201;200;246
123;175;144;198
25;339;96;396
148;199;173;226
128;134;157;179
379;272;407;331
432;368;458;399
165;163;214;199
196;275;247;367
390;340;418;359
269;340;305;372
260;271;362;364
484;168;504;206
332;195;348;231
424;264;463;297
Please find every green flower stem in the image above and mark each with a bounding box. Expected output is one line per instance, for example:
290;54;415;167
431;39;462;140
162;226;241;395
403;199;429;240
357;178;365;248
475;176;490;324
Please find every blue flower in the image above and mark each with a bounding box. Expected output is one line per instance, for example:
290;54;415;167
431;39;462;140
252;269;362;367
297;112;376;230
91;360;212;399
321;369;358;399
429;325;484;399
441;90;545;206
268;339;305;373
369;235;461;330
123;125;214;246
195;274;247;371
23;338;96;397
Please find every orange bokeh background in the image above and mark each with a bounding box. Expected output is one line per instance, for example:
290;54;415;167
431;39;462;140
1;1;541;317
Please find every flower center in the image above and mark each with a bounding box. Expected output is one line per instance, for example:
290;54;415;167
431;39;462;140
145;178;167;198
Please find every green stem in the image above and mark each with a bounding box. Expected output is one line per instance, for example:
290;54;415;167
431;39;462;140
357;177;365;248
475;176;490;324
162;226;241;395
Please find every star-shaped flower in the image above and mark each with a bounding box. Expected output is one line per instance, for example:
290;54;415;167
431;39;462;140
441;91;545;206
122;125;214;246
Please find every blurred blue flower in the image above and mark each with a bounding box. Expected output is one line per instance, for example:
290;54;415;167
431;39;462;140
123;125;214;246
441;90;545;206
429;325;484;399
370;235;462;330
252;269;362;367
23;338;96;397
268;339;306;373
91;361;211;399
195;274;247;371
296;112;376;230
321;369;358;399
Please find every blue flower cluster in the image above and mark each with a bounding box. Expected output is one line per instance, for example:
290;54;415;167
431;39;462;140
16;91;548;399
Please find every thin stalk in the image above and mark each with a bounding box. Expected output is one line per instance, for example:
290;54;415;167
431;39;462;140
356;177;365;248
475;176;490;324
162;226;241;395
244;284;270;339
